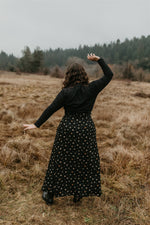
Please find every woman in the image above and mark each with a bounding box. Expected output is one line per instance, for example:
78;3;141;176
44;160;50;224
23;53;114;205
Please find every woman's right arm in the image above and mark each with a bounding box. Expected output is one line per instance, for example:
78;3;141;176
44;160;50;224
87;53;114;96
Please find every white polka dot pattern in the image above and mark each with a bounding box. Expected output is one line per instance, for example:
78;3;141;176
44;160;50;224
41;111;102;198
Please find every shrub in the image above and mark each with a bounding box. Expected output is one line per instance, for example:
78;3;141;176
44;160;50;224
50;66;64;78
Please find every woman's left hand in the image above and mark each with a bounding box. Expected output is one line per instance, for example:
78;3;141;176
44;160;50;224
23;124;37;131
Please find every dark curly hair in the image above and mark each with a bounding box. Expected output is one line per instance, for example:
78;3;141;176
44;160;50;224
62;62;89;88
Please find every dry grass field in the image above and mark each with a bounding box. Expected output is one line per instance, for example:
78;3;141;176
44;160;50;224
0;71;150;225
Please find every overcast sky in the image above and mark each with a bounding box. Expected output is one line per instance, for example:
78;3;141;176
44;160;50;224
0;0;149;57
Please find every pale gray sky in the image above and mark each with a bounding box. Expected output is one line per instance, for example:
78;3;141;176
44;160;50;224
0;0;149;57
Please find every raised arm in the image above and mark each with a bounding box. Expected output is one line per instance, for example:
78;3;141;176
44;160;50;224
34;89;65;128
88;53;114;96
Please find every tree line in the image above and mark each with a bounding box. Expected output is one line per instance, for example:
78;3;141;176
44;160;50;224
0;34;150;73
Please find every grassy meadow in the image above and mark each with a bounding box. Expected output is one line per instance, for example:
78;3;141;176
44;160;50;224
0;71;150;225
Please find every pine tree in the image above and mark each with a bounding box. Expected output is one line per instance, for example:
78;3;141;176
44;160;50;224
18;46;32;72
31;47;43;73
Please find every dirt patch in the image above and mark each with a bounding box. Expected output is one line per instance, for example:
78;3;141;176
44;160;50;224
0;82;12;85
133;91;150;98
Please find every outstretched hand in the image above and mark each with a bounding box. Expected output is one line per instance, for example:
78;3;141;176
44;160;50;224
23;124;37;131
87;53;100;61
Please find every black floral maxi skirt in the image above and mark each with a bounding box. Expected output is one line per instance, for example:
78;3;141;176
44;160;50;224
41;111;102;198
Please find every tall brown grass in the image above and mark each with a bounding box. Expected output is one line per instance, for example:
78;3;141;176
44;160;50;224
0;72;149;225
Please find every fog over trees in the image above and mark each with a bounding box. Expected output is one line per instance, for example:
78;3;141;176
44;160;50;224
0;35;150;74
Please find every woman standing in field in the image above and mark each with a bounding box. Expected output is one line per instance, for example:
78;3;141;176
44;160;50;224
23;53;114;205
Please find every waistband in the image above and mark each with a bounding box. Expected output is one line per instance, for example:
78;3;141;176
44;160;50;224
64;111;91;116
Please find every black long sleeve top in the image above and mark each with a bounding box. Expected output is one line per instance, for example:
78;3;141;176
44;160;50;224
34;58;114;128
